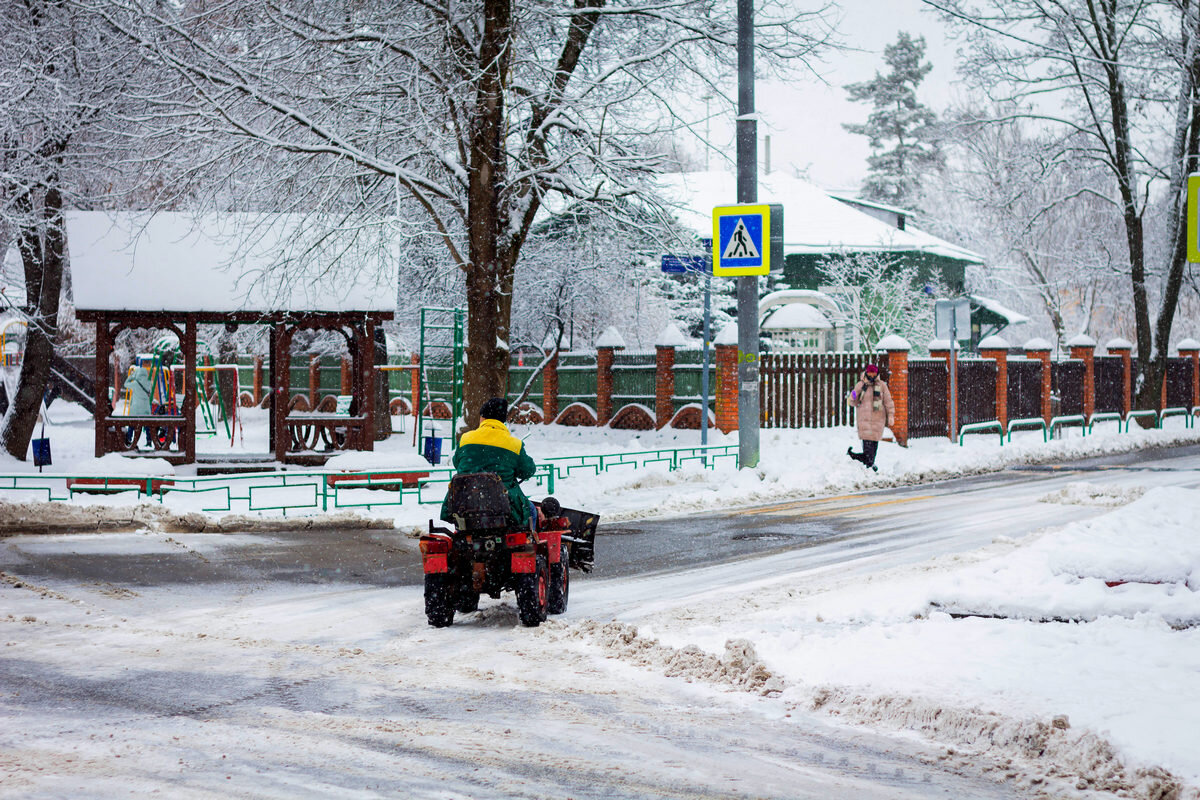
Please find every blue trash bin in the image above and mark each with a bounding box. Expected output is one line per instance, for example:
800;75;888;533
32;437;52;468
422;436;442;465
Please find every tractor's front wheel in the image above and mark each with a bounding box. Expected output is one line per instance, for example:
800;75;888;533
516;554;549;627
548;544;569;615
424;573;455;628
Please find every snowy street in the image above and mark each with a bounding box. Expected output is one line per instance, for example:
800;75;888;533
4;442;1200;798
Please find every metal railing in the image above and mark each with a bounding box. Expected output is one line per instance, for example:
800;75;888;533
0;444;739;517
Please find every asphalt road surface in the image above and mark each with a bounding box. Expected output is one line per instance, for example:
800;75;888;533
3;443;1198;798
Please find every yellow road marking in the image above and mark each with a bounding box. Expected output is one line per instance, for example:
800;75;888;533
738;495;865;515
740;494;935;518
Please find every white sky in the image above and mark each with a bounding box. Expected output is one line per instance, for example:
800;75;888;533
696;0;962;193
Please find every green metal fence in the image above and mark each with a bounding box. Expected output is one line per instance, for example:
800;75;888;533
0;445;738;517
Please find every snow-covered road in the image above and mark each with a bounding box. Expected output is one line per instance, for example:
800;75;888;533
4;444;1200;798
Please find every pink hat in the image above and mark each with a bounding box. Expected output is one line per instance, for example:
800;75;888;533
865;364;879;375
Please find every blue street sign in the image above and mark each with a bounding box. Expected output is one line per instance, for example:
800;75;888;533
661;254;707;274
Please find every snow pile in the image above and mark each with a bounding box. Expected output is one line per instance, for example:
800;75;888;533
1039;481;1147;507
557;620;785;696
921;487;1200;625
578;484;1200;795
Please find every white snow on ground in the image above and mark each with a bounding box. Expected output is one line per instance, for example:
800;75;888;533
612;485;1200;795
5;400;1200;796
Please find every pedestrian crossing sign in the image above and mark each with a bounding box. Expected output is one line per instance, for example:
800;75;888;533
712;204;771;275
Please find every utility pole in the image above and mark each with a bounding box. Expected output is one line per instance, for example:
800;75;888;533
736;0;760;468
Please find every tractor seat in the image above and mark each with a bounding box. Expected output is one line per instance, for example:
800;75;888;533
446;472;510;531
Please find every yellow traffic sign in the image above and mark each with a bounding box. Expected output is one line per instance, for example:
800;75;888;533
712;204;771;276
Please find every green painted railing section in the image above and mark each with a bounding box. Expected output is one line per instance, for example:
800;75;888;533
0;444;739;517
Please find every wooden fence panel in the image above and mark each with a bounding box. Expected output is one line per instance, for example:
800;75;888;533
908;358;948;439
1052;360;1085;416
760;352;871;428
1166;357;1193;409
957;359;997;426
1007;358;1043;421
1093;356;1124;415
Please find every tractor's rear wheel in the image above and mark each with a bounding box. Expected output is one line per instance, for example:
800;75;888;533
548;544;569;614
516;554;549;627
455;587;480;613
424;573;455;628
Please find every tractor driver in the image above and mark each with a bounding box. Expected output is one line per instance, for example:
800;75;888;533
440;397;536;529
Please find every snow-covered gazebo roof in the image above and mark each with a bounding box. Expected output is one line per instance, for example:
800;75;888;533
652;171;983;263
68;212;396;314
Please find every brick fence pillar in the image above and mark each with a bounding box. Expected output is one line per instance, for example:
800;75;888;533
655;345;676;429
542;347;559;424
1105;338;1133;419
595;326;625;427
929;339;957;440
877;335;911;446
979;335;1010;432
714;345;738;434
654;324;687;430
596;347;614;426
1067;334;1097;421
1024;339;1053;424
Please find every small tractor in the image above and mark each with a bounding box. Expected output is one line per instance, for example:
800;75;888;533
421;473;598;628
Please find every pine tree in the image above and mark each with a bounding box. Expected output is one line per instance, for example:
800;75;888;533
843;32;941;208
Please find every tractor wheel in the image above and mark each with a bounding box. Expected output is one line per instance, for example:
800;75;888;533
424;573;455;628
516;554;549;627
455;587;480;613
548;544;569;614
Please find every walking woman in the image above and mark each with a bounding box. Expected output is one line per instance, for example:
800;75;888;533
847;363;894;472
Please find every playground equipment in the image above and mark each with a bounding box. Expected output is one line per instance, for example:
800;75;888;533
149;334;241;444
418;306;464;459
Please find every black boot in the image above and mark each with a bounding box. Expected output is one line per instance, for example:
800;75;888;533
847;447;862;463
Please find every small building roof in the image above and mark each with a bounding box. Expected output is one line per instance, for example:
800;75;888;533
762;302;832;331
68;212;397;314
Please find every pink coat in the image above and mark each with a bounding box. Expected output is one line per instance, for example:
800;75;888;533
850;375;894;441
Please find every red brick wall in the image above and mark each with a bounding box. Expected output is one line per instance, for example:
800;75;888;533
1069;344;1096;419
980;348;1008;431
542;349;559;424
597;347;615;426
1026;349;1052;423
885;349;909;445
655;345;676;429
714;343;738;433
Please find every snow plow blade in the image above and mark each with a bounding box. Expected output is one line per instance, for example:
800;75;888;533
560;506;598;573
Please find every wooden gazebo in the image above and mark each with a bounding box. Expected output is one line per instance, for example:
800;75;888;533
69;212;395;465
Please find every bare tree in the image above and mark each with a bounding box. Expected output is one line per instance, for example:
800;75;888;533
90;0;833;425
817;253;941;352
925;111;1129;350
928;0;1200;410
0;2;151;458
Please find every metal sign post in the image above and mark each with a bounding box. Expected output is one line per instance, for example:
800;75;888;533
661;247;713;460
934;297;970;439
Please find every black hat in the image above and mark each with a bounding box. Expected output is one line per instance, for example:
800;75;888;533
479;397;508;421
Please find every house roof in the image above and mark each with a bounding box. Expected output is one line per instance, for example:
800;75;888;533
652;171;984;264
67;212;397;314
